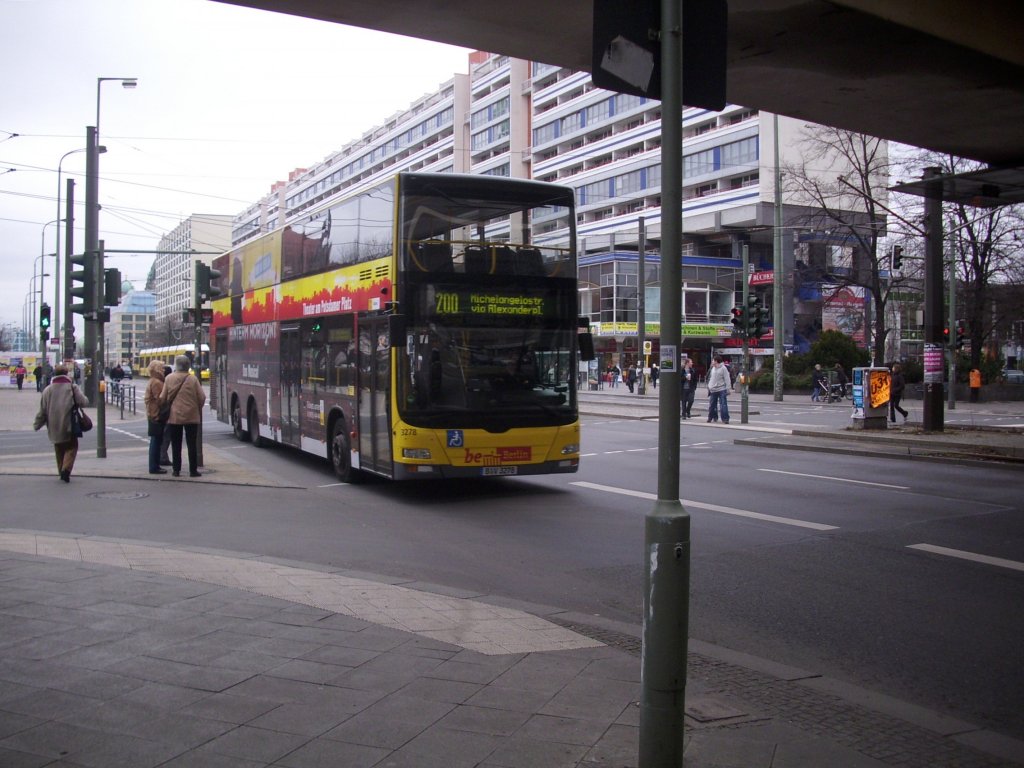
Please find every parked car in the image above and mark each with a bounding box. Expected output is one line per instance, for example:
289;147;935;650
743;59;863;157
1002;369;1024;384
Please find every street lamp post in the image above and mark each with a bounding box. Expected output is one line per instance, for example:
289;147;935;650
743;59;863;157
86;76;137;459
55;146;91;360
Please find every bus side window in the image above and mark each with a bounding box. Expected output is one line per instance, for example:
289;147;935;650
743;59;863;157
333;344;355;389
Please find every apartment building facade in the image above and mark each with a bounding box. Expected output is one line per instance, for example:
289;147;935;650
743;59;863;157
231;52;880;372
153;214;233;343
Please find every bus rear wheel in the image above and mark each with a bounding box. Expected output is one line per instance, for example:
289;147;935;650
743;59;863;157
232;400;249;442
248;403;266;448
330;420;360;483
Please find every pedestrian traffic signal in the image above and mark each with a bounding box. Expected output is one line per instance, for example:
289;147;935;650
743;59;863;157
39;303;51;329
69;250;96;316
942;326;950;345
195;262;223;304
955;319;966;349
103;268;122;306
891;245;904;271
730;306;745;336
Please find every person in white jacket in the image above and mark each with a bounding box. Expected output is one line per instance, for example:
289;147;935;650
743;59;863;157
706;355;731;424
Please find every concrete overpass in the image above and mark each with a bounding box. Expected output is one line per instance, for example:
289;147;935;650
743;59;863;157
215;0;1024;166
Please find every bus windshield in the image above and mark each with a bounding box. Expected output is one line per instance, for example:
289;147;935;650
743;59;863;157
396;174;578;429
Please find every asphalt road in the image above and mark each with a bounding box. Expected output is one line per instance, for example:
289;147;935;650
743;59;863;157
1;411;1022;745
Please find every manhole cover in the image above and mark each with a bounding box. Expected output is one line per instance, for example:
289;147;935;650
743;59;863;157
88;491;150;501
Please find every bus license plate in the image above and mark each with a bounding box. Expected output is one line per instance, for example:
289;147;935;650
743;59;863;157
482;466;518;476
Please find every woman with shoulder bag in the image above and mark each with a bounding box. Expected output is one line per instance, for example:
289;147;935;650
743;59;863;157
158;355;207;478
143;360;168;475
32;363;88;482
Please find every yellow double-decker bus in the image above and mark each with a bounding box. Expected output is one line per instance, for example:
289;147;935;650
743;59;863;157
210;172;591;482
136;344;210;381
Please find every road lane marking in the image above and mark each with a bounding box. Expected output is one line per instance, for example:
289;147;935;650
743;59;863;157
571;481;838;530
757;468;909;490
907;543;1024;573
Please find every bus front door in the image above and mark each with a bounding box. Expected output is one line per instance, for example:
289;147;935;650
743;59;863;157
280;324;301;447
357;315;392;476
214;329;228;423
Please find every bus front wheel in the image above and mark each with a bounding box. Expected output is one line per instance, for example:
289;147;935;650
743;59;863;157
330;421;360;483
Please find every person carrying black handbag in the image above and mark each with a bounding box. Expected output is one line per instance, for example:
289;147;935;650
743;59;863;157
32;363;88;482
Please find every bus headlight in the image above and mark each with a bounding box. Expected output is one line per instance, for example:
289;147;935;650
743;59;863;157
561;443;579;455
402;448;432;460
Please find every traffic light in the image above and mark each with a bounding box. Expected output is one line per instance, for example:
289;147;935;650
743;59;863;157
942;326;950;345
69;250;96;316
748;294;766;339
755;305;770;340
956;320;966;349
103;268;122;306
39;303;51;330
195;262;223;304
730;306;746;336
891;245;904;272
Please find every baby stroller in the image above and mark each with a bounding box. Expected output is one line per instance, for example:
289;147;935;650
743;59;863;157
823;370;847;403
826;381;847;402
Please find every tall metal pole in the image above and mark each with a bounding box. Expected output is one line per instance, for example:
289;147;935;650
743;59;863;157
56;147;88;360
741;243;750;424
638;216;646;395
922;167;944;432
95;240;107;459
63;179;75;358
84;126;99;403
947;250;957;410
639;0;688;762
772;113;784;401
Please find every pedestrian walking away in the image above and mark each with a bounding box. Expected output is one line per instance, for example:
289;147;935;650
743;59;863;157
144;360;169;475
158;355;206;477
833;362;849;399
811;363;827;402
650;362;659;389
681;358;696;418
33;364;43;392
706;355;731;423
890;362;909;422
626;364;636;393
32;363;88;482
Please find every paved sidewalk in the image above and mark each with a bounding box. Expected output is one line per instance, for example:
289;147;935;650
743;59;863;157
2;386;1024;766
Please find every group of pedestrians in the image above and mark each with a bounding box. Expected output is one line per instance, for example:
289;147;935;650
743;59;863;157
31;355;205;482
144;356;206;477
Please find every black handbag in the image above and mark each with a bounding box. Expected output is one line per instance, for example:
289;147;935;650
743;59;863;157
70;404;92;437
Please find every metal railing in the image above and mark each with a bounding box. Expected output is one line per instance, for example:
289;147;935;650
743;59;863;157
105;381;137;419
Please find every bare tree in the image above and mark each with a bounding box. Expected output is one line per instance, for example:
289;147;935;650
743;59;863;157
896;152;1024;372
783;126;895;364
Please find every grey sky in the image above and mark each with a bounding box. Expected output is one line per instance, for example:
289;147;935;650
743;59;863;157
0;0;470;331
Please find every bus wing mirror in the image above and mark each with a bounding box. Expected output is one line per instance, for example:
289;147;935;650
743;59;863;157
578;330;595;362
388;314;407;344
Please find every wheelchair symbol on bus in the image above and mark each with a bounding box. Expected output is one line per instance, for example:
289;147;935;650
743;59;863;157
447;430;464;448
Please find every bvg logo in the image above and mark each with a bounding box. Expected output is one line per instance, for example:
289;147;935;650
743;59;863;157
462;446;532;465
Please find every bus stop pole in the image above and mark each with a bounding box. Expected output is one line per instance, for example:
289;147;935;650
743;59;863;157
741;243;750;424
639;0;689;762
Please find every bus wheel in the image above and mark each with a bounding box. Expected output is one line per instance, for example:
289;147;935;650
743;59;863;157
249;403;266;448
330;421;360;483
232;400;249;442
